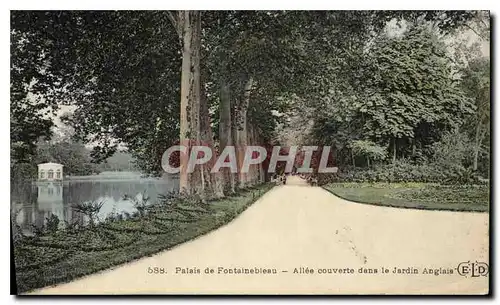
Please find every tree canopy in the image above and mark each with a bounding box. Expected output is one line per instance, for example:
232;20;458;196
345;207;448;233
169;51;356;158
11;10;488;193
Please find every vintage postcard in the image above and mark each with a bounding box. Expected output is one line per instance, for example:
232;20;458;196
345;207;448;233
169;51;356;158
10;10;490;295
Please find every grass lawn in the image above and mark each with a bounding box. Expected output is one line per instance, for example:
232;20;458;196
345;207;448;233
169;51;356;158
13;183;273;293
323;182;489;213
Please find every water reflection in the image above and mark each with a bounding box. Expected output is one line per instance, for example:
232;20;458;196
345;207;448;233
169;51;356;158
11;177;179;235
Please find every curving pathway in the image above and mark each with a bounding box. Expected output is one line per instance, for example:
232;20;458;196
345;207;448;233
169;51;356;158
32;176;489;295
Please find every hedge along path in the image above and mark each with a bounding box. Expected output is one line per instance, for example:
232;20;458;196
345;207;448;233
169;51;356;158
31;176;489;295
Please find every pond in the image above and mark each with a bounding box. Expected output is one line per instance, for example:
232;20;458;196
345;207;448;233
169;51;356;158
11;172;179;235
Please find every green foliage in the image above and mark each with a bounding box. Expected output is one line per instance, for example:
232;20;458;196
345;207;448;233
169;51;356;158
10;11;90;162
123;191;151;218
10;11;480;177
11;11;181;174
397;184;489;205
10;162;37;183
35;140;97;176
11;138;137;181
361;26;474;139
14;183;273;293
310;23;482;172
72;200;105;227
317;158;482;185
328;162;445;184
460;56;490;175
461;57;490;125
13;245;75;272
430;130;473;170
11;209;26;244
95;152;137;172
351;140;387;162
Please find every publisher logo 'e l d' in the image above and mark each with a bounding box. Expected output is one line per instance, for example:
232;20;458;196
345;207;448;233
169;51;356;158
457;261;489;278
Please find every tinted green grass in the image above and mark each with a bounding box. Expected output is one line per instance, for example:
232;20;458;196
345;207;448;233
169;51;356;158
14;184;273;293
323;182;489;213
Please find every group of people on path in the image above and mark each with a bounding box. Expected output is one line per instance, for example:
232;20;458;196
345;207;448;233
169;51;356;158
271;171;318;186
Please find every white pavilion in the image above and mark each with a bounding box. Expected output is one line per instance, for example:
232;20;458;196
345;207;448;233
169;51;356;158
37;162;64;181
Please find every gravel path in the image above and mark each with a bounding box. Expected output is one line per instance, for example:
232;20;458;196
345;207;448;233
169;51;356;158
32;176;489;295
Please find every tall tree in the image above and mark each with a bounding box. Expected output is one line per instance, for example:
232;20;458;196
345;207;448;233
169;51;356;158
168;11;224;197
461;57;490;171
11;10;477;189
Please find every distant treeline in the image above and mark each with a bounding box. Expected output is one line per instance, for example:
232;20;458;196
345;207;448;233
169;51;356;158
11;140;138;182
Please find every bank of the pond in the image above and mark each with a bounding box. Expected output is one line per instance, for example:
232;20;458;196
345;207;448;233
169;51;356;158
13;183;273;293
323;182;489;213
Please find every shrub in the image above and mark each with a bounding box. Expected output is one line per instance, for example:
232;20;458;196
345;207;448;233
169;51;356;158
431;130;473;170
72;200;105;227
11;208;26;245
123;191;151;217
350;140;387;163
315;160;483;185
45;214;60;233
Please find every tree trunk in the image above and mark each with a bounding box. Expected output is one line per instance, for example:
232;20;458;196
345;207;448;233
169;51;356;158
259;161;265;183
177;11;194;193
247;123;259;185
219;79;235;193
392;138;397;164
473;123;482;171
176;11;205;196
411;138;416;158
190;11;203;196
246;121;253;186
200;73;224;198
256;128;266;183
234;76;253;188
